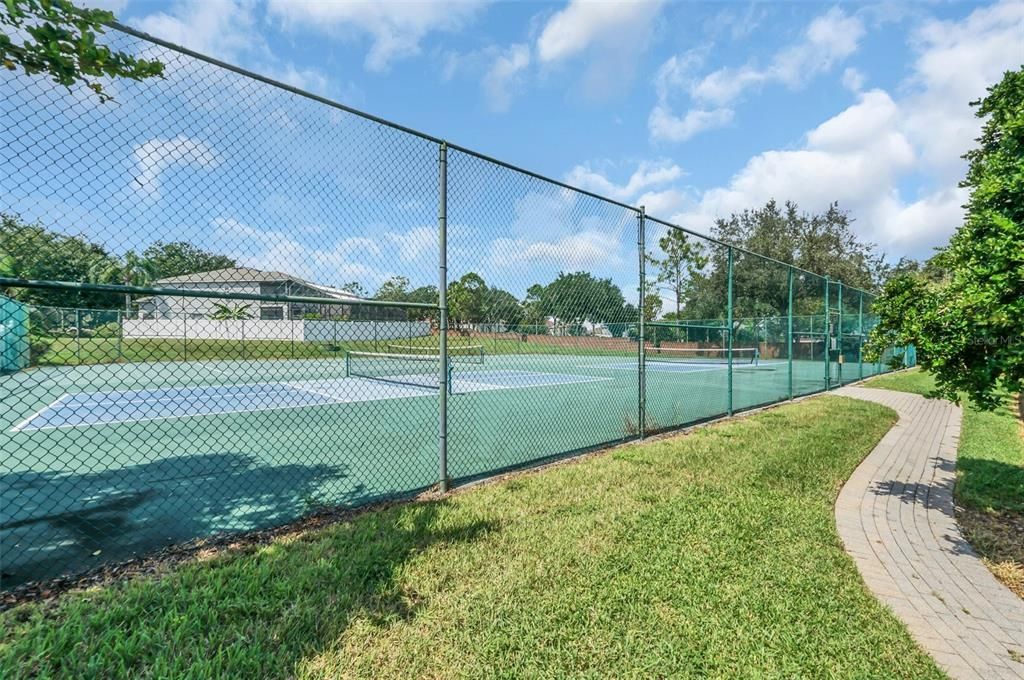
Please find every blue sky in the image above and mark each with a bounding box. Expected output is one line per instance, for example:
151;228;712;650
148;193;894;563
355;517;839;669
3;1;1023;305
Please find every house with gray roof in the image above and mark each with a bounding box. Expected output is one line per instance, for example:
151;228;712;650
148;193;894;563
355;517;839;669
138;267;362;320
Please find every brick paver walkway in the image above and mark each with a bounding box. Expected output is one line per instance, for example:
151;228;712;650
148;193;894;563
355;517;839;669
834;386;1024;679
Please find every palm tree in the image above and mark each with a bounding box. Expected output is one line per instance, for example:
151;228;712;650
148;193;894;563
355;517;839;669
209;303;252;320
89;251;156;313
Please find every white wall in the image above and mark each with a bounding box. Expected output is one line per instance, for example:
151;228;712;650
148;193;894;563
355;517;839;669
123;319;431;342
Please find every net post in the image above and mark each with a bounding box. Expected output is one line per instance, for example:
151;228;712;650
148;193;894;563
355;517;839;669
727;246;734;416
858;293;864;381
438;141;449;493
823;276;830;390
637;205;646;439
787;266;794;400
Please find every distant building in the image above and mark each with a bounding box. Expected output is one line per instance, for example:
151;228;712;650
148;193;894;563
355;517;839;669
137;267;362;320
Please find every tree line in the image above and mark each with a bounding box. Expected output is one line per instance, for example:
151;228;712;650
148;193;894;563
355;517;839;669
2;197;891;332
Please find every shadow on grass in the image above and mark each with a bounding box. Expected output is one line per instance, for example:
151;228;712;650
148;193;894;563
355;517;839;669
2;499;500;679
956;456;1024;515
0;452;363;588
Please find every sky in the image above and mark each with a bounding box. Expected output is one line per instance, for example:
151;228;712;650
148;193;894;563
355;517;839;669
3;0;1023;305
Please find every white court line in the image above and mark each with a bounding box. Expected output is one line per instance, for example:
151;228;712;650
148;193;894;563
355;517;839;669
9;397;360;433
456;373;614;393
12;379;438;432
287;379;437;404
10;371;616;433
10;393;71;432
57;384;302;410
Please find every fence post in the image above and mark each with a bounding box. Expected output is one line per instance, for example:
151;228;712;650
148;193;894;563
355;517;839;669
823;276;830;390
75;308;81;364
727;246;734;416
438;141;449;492
858;293;864;380
837;282;843;385
637;205;646;439
183;309;188;361
117;309;123;363
787;266;794;400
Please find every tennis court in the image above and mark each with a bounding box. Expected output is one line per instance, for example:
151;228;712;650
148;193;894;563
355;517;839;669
0;344;883;585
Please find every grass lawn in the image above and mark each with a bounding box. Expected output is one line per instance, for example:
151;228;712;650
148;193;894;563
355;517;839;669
866;368;1024;597
0;395;941;678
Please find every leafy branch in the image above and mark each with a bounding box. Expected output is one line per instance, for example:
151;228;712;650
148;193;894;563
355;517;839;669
1;0;163;102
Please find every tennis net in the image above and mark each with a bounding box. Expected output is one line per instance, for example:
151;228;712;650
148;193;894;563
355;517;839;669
385;344;485;364
645;346;759;365
345;351;453;392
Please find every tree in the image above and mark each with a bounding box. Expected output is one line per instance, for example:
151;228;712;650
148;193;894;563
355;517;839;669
865;67;1024;408
338;281;368;298
533;272;631;329
209;303;252;320
682;200;885;321
647;229;707;317
484;287;524;329
447;272;486;325
522;283;546;332
1;0;163;102
89;250;156;312
0;213;118;308
374;276;411;301
142;241;236;279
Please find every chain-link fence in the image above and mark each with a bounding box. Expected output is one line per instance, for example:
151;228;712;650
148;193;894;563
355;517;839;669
0;23;912;590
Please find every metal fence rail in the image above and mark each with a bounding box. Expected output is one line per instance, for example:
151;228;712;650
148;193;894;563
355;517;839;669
0;24;911;589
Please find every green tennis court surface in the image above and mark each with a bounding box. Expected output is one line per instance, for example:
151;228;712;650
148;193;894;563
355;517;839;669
0;350;886;586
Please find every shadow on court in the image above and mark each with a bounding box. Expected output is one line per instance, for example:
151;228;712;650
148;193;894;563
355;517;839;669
0;452;370;588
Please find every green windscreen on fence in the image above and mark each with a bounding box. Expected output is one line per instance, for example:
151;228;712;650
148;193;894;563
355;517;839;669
0;295;29;373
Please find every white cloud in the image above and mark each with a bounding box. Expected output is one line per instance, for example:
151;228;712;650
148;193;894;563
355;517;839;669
901;0;1024;183
536;0;663;63
134;0;264;62
482;44;531;112
635;188;689;218
673;89;918;238
535;0;665;99
634;1;1023;256
652;51;706;102
213;217;393;286
386;226;437;262
691;7;865;106
648;105;734;143
841;67;865;92
565;160;685;202
262;63;332;95
132;136;219;198
266;0;485;72
488;230;624;270
645;5;866;138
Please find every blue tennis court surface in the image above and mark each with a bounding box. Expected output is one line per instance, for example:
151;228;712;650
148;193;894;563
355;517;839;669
12;369;611;432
